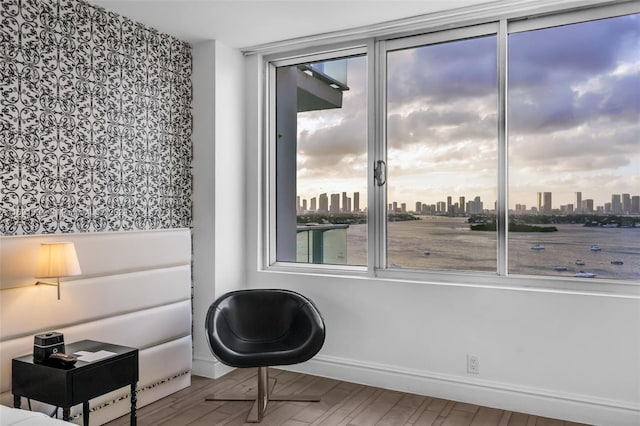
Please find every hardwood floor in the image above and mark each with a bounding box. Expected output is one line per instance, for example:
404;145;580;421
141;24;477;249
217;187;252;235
105;368;589;426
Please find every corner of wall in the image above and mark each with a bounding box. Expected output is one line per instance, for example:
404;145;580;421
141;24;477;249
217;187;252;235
191;40;247;364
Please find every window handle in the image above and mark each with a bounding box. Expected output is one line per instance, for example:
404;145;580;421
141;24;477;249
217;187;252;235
374;160;386;186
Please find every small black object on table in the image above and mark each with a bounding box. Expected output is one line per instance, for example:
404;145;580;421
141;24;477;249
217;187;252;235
12;340;139;426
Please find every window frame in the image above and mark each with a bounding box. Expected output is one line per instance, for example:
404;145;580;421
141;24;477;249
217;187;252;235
261;0;640;296
266;45;370;273
380;22;501;274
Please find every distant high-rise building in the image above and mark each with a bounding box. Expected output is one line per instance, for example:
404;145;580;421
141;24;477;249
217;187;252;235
632;196;640;214
575;192;582;214
622;193;631;214
310;197;317;211
415;201;422;213
459;196;465;215
401;203;406;213
392;201;398;213
543;192;552;215
342;192;348;213
611;194;622;214
388;203;393;212
319;193;328;212
447;196;452;215
302;199;307;211
566;203;574;214
354;192;360;212
330;193;340;213
347;197;352;213
467;196;483;215
437;201;446;213
536;192;543;214
583;199;594;213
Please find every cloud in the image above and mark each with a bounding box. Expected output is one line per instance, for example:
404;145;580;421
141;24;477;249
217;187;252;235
507;14;640;184
388;35;497;106
388;105;496;149
509;14;639;135
292;14;639;206
509;15;638;87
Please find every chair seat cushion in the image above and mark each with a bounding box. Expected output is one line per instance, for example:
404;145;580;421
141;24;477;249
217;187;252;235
206;289;325;368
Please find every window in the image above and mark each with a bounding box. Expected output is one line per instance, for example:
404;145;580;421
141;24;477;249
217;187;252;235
508;14;640;280
266;3;639;283
385;27;498;272
273;54;367;266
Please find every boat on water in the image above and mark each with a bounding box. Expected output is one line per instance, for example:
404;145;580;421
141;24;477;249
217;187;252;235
575;260;585;266
590;245;602;251
423;250;430;256
574;271;597;278
553;266;568;271
611;260;624;265
530;244;545;250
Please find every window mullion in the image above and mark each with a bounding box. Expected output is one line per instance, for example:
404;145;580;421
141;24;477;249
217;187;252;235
372;39;387;272
497;19;508;276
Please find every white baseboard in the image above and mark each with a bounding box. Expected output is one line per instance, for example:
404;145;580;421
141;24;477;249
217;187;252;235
192;355;235;379
281;355;640;426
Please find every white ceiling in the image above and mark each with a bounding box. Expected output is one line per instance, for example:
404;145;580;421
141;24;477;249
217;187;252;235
90;0;497;49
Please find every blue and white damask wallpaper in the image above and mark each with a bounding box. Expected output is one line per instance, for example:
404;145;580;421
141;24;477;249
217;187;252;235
0;0;192;235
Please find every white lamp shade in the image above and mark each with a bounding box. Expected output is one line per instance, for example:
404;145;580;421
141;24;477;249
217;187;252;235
35;242;82;278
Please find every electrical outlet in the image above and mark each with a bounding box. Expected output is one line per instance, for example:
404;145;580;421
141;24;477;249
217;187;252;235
467;354;479;374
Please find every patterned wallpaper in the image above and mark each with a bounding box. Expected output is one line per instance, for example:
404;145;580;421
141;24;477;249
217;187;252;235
0;0;192;235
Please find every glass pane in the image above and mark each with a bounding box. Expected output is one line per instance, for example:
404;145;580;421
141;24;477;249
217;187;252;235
386;35;498;272
508;14;640;280
275;56;367;266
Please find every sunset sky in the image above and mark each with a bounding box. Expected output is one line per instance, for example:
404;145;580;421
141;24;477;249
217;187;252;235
295;13;639;211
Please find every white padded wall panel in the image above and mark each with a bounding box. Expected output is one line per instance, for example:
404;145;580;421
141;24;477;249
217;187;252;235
0;266;191;340
61;301;192;351
0;229;191;289
136;336;193;388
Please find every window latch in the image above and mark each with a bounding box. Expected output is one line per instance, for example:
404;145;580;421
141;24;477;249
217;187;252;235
374;160;386;186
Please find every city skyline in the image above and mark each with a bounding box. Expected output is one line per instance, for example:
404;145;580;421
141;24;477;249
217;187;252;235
297;190;640;215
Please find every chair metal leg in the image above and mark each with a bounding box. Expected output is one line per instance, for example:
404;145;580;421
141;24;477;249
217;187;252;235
204;367;322;423
252;366;269;422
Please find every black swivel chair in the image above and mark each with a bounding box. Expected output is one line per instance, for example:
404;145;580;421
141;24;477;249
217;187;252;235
205;289;326;423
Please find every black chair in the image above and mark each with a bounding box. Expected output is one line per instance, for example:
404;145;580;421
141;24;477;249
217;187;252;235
205;289;326;423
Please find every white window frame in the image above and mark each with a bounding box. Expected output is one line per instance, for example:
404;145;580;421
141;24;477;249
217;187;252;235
379;22;501;275
265;44;370;275
260;0;640;296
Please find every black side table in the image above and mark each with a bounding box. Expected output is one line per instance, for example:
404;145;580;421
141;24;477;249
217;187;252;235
12;340;139;426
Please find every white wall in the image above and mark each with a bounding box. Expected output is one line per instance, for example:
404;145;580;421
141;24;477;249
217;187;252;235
192;40;246;378
243;56;640;426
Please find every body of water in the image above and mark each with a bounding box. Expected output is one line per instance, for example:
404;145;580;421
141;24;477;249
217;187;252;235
346;216;639;280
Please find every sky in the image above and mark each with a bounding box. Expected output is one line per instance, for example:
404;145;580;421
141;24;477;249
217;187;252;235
295;13;639;211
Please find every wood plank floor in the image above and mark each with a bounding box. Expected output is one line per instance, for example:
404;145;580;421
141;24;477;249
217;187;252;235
105;369;589;426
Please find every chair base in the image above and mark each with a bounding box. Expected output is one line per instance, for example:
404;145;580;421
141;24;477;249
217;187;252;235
205;367;321;423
